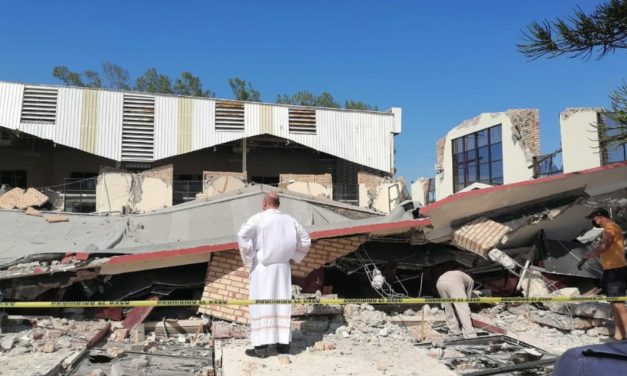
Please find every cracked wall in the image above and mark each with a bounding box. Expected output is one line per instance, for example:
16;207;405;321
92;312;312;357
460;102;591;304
95;165;173;213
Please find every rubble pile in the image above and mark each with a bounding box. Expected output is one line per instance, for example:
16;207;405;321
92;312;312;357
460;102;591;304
0;317;109;376
0;317;107;357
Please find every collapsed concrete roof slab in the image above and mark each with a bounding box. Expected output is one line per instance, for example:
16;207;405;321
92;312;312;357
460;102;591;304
420;161;627;243
0;210;128;266
0;184;429;275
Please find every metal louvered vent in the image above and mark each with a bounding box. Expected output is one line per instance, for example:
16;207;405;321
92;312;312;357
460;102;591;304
289;108;316;134
215;101;245;131
20;86;58;124
122;94;155;162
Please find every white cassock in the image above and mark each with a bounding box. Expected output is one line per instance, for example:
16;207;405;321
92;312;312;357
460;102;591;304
237;208;311;346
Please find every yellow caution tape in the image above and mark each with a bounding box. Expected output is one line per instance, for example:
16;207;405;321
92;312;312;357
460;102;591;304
0;296;626;309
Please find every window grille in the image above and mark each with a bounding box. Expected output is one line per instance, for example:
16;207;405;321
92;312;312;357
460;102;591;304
215;101;245;131
21;86;58;124
122;94;155;162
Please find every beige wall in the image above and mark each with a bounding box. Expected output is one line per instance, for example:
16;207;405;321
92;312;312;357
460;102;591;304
279;173;333;199
435;110;539;200
560;108;603;173
95;165;173;213
411;178;430;206
201;171;247;198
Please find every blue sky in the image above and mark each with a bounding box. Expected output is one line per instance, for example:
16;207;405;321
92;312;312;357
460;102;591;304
0;1;624;180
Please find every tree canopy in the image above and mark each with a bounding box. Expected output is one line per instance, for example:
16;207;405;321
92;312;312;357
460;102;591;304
518;0;626;147
277;91;378;110
228;78;261;101
518;0;627;60
53;63;214;97
52;63;379;110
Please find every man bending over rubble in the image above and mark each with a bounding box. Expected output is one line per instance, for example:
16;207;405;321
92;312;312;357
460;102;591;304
580;207;627;341
237;192;311;358
436;270;477;338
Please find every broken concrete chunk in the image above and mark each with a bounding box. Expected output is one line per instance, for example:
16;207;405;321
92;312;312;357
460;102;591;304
1;336;16;351
548;301;613;319
131;356;148;368
292;303;342;316
519;270;550;297
18;188;49;209
89;369;106;376
42;342;56;353
46;329;64;338
291;317;329;332
25;207;42;217
129;324;145;343
0;188;23;209
313;341;335;351
0;187;49;210
111;328;128;342
125;343;146;352
44;214;69;223
453;217;511;256
107;346;125;358
277;355;292;365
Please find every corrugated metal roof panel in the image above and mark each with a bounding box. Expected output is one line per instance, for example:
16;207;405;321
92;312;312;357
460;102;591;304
154;95;176;160
191;97;215;152
0;82;24;128
96;91;123;161
288;109;395;173
0;83;400;172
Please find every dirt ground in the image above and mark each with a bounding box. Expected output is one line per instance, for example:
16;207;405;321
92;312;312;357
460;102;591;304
220;336;456;376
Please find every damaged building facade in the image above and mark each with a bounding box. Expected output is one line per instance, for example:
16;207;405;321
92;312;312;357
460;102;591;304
1;83;627;374
0;81;406;213
412;108;627;205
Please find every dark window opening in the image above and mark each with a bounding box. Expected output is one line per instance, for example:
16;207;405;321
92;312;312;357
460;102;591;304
532;149;563;178
251;176;279;186
173;174;203;205
426;178;436;204
452;124;503;192
0;170;27;188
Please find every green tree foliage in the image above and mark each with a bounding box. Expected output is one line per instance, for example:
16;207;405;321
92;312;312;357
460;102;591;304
228;78;261;101
135;68;174;94
518;0;626;146
53;63;130;89
595;83;627;147
102;62;130;90
276;91;340;108
345;100;378;111
175;72;215;97
52;66;85;87
52;63;215;97
277;91;379;110
518;0;627;60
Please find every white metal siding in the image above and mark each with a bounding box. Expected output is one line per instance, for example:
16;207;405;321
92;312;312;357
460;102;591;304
154;96;177;160
244;103;263;136
289;109;394;173
191;98;215;152
18;87;83;150
0;83;399;172
96;91;123;161
0;82;24;128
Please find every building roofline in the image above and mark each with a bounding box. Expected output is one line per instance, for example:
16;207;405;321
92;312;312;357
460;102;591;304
0;80;397;115
421;160;627;214
102;218;431;268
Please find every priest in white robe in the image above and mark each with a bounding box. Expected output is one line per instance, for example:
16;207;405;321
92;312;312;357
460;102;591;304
237;192;311;358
